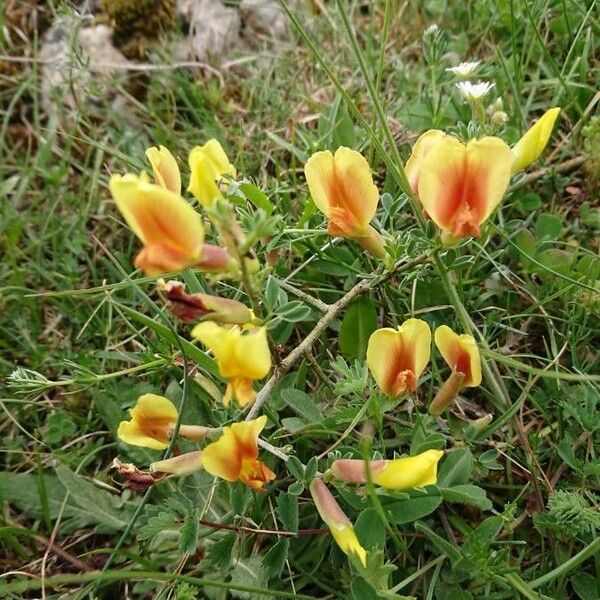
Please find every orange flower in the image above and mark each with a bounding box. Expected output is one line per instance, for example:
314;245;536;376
201;416;275;490
109;172;204;275
366;318;432;396
146;145;181;193
407;132;513;243
434;325;482;387
304;147;386;258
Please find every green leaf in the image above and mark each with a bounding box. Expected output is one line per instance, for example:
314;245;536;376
56;465;135;533
138;511;178;541
275;301;312;322
414;522;462;564
263;538;290;578
383;491;442;524
535;212;562;240
571;572;600;600
440;485;492;510
286;456;306;480
207;533;236;569
239;182;274;215
437;448;474;487
287;481;305;496
339;296;378;360
179;507;200;554
264;276;281;311
276;492;299;532
280;389;322;423
355;508;385;549
230;555;269;600
460;516;503;562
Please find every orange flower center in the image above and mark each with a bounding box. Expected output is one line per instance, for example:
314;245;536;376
239;458;276;491
384;343;418;395
326;171;364;237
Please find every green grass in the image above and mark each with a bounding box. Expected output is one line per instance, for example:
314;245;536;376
1;1;599;599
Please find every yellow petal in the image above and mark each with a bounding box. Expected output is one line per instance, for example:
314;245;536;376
192;323;271;381
417;136;512;238
511;107;561;174
109;173;204;266
372;449;444;489
146;145;181;193
366;319;431;396
330;524;367;567
201;416;267;483
309;479;367;566
304;147;379;237
117;393;178;450
405;129;447;194
434;325;482;387
187;139;236;208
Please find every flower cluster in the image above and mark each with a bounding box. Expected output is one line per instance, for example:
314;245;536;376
109;100;560;566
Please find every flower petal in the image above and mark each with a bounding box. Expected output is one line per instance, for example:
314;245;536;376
511;107;561;174
188;139;236;207
434;325;482;387
109;173;204;267
371;449;444;489
146;145;181;193
405;129;447;194
305;147;379;236
417;136;512;238
117;393;178;450
366;319;431;396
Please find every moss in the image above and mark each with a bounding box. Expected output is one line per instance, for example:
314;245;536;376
101;0;177;58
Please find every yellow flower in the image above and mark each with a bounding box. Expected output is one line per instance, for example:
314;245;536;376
330;449;444;490
109;172;204;275
117;394;178;450
188;139;236;208
201;416;275;490
309;478;367;567
366;318;432;397
304;147;386;258
146;145;181;193
191;322;271;407
434;325;482;387
511;107;561;174
407;132;513;242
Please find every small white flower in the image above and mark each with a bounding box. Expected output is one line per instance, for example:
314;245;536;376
424;24;440;36
456;81;495;101
445;61;481;78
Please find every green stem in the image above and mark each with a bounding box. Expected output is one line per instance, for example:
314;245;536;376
0;569;317;598
481;349;600;382
529;537;600;590
503;573;543;600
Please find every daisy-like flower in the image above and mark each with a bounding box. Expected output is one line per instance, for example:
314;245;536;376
445;61;480;78
456;81;494;102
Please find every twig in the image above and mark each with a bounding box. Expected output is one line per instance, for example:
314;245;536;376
246;254;430;420
198;519;326;537
278;280;330;312
34;534;92;573
509;155;586;191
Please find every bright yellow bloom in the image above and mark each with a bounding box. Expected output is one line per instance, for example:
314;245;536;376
117;394;178;450
304;147;386;258
109;172;204;275
408;132;513;242
434;325;482;387
191;322;271;407
366;318;432;397
201;416;275;490
146;145;181;193
511;107;561;174
309;478;367;566
330;449;444;490
188;139;236;208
